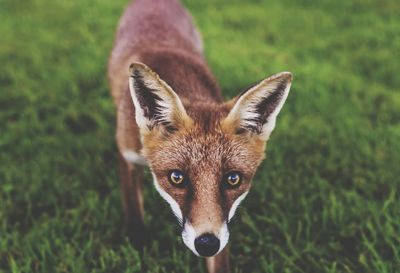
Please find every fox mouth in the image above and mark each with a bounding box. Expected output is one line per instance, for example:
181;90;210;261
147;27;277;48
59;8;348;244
181;220;230;257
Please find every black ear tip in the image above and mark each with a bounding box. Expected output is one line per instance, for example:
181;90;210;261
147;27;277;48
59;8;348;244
266;71;293;84
129;62;148;75
279;71;293;82
129;63;137;75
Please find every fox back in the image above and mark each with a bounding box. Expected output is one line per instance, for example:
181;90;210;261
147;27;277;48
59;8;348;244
108;0;292;261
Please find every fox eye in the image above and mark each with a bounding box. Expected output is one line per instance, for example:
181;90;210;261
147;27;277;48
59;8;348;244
225;172;241;188
169;170;185;186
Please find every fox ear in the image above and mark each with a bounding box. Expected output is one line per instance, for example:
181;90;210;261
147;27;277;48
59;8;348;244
129;62;192;132
223;72;293;141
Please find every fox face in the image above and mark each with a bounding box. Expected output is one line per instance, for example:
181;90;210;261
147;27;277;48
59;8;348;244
128;62;292;257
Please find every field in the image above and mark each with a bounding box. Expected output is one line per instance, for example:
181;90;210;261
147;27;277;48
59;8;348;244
1;0;399;272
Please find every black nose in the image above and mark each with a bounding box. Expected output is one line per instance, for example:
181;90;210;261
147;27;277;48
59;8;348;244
194;233;220;257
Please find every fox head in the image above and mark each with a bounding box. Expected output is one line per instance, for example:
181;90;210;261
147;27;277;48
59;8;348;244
128;62;292;257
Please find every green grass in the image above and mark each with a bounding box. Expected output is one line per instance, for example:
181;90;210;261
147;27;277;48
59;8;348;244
1;0;399;272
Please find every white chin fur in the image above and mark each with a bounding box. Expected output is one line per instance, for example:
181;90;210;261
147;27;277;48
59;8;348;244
217;222;230;254
181;221;230;257
182;220;200;256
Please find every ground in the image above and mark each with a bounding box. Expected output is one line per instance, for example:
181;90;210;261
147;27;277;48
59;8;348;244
0;0;399;272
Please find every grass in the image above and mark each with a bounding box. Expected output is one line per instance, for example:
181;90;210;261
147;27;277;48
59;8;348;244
1;0;399;272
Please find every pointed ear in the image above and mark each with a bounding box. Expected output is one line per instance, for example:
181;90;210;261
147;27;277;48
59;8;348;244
128;62;192;132
222;72;293;141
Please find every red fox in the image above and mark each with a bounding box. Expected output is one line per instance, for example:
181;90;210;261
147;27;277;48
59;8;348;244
108;0;292;272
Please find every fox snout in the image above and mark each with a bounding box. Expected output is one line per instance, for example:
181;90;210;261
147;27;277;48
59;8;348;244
180;191;250;256
182;220;229;257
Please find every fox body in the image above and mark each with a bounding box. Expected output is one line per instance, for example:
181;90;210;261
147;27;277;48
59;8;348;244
108;0;292;272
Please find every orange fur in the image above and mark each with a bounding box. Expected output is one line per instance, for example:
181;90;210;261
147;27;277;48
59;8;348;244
108;0;292;271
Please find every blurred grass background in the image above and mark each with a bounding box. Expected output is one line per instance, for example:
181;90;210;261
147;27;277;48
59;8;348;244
1;0;399;272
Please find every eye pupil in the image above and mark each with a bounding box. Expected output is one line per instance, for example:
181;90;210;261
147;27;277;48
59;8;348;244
169;170;185;185
226;172;241;187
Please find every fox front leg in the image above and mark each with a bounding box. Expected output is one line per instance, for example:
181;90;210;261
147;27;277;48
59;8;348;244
118;151;147;249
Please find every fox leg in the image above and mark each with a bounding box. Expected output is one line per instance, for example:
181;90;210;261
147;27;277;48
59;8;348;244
206;246;231;273
118;151;147;248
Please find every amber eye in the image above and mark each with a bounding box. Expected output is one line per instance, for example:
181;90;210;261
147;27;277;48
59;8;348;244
169;170;185;186
225;172;241;187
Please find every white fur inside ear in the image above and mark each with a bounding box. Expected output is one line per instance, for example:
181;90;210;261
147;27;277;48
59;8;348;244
259;81;291;140
225;72;292;140
128;75;147;130
128;64;189;131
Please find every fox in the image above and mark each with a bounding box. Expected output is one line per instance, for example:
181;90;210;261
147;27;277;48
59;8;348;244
108;0;293;272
